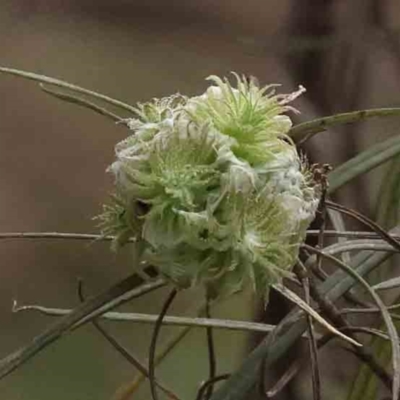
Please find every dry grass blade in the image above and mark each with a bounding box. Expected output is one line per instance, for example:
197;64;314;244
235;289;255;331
272;284;361;347
40;84;124;123
320;240;399;255
0;66;137;113
289;108;400;144
306;230;400;240
373;277;400;291
12;303;281;334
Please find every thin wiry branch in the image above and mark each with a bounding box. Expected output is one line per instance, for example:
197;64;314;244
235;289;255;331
325;200;400;252
149;289;178;400
295;262;321;400
196;375;231;400
77;280;180;400
113;321;193;400
204;295;217;400
314;164;330;279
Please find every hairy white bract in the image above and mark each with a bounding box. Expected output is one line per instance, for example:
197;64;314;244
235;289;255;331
99;74;321;298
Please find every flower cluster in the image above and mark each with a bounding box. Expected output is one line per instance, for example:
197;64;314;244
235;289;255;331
99;74;321;298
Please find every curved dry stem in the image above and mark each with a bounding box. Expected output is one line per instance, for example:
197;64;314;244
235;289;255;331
325;201;400;252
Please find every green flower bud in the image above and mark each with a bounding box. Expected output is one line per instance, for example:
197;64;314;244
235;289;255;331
99;74;321;298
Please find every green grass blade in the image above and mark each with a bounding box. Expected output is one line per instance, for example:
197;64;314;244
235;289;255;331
328;134;400;194
376;157;400;229
328;209;351;264
373;277;400;291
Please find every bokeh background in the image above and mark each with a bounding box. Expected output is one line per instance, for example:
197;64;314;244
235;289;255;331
1;1;400;399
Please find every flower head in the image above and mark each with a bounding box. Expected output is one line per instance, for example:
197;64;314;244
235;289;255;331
100;74;320;298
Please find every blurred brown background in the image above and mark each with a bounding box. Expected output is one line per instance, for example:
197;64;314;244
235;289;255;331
1;1;400;399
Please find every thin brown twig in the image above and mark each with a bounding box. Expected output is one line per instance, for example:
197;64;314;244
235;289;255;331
313;164;331;277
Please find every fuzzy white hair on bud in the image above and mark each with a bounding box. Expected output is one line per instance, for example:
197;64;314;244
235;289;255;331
99;74;321;299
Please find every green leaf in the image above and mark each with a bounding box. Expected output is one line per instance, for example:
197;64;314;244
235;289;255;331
328;134;400;194
376;157;400;229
